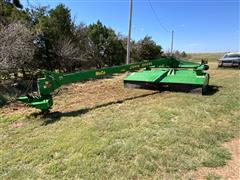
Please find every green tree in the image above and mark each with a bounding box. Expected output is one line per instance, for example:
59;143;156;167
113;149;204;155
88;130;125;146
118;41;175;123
118;35;139;63
32;4;75;71
0;0;28;25
87;20;125;68
71;23;92;70
26;5;48;26
136;36;162;60
181;51;187;58
48;4;73;40
0;2;165;73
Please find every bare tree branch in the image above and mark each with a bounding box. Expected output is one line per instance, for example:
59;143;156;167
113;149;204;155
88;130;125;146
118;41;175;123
0;21;36;70
54;37;80;72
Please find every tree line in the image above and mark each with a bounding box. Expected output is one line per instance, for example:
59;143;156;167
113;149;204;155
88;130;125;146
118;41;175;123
0;0;188;77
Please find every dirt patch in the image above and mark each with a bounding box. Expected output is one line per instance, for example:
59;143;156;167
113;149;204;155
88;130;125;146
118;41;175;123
51;74;158;113
186;137;240;179
0;102;33;116
10;120;27;128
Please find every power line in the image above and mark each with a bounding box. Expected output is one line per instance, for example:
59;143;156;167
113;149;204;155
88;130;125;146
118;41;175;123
147;0;170;33
147;0;174;52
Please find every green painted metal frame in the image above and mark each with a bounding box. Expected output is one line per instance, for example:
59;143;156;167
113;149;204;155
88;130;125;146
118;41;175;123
17;57;209;111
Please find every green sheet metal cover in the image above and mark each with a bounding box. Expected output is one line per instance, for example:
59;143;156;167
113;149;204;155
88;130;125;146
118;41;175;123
124;70;168;82
160;70;206;85
124;69;207;85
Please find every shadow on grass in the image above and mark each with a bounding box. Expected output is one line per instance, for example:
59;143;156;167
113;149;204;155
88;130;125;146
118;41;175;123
205;85;222;96
39;91;159;125
0;95;7;108
33;85;220;125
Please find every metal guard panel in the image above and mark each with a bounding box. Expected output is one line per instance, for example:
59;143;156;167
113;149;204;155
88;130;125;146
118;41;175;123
124;70;168;82
160;70;207;85
124;69;207;85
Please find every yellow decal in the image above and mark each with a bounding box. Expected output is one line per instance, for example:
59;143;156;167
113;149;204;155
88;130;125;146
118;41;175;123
96;71;106;76
130;65;140;69
142;62;152;67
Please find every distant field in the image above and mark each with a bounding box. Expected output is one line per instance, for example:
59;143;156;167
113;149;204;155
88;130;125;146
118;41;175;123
0;55;239;179
188;52;225;62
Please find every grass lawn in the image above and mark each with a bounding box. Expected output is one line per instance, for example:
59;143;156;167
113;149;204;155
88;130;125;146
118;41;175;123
0;54;239;179
188;52;225;62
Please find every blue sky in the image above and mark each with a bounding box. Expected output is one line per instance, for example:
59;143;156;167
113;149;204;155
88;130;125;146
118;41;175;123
22;0;239;53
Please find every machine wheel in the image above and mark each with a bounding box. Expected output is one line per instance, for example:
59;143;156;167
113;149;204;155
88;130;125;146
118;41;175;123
218;63;222;67
41;109;50;117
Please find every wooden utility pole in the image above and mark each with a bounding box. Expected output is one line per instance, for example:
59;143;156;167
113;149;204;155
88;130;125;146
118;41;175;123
171;30;174;56
126;0;133;64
